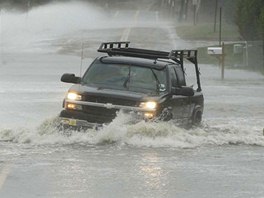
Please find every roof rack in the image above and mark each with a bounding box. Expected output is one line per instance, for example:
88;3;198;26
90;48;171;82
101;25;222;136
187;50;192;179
97;42;201;91
98;41;197;64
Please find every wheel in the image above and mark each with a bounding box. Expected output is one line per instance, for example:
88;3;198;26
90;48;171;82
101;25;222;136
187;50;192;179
192;109;202;125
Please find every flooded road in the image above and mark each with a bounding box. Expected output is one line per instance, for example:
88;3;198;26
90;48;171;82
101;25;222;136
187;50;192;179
1;1;264;197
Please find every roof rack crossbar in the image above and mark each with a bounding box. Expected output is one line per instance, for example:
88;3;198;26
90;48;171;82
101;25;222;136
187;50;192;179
98;41;130;52
107;48;169;59
169;50;197;62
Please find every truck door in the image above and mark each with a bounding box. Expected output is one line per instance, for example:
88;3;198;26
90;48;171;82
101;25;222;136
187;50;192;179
174;66;191;118
167;66;185;120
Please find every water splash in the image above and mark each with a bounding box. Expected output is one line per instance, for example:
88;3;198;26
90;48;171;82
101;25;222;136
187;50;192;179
1;112;264;148
0;1;106;52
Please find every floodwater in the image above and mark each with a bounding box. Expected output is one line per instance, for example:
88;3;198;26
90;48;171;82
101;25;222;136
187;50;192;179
0;1;264;198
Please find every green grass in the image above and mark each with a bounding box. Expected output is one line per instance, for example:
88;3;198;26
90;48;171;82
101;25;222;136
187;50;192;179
175;23;245;67
176;23;241;41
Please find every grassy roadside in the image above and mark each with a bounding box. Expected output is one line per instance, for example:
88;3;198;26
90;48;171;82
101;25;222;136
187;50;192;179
175;23;247;68
176;22;241;41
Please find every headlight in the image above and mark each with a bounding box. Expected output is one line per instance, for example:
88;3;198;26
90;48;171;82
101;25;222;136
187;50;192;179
67;92;82;101
140;101;157;110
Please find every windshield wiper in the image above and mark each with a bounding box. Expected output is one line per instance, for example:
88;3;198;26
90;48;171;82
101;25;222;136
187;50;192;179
123;66;131;88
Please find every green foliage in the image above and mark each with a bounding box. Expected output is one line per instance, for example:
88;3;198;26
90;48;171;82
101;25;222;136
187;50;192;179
236;0;264;40
223;0;240;24
259;7;264;38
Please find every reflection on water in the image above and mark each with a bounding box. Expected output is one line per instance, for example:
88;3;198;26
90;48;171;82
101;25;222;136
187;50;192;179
140;153;164;189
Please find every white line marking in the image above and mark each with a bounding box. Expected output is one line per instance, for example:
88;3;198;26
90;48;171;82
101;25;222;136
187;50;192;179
114;11;119;18
120;10;140;41
166;25;178;49
0;163;11;190
120;28;131;41
155;11;159;23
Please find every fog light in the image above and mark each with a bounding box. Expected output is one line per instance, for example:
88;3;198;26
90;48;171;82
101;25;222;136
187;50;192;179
144;112;154;119
66;103;82;110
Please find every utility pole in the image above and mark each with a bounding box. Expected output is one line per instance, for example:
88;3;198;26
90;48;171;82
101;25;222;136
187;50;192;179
193;0;198;25
214;0;218;32
219;0;223;46
219;7;222;45
219;0;225;81
221;42;225;80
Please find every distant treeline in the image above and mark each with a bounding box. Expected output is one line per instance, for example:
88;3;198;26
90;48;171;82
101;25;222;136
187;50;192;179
0;0;52;5
236;0;264;41
202;0;264;72
213;0;264;41
0;0;53;9
161;0;264;41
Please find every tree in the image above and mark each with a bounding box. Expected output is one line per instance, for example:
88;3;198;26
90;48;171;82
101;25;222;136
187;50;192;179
236;0;264;72
259;7;264;71
236;0;264;40
259;7;264;38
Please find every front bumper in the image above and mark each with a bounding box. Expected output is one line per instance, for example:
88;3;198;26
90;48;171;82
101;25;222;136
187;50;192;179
59;106;156;130
59;110;156;129
59;109;107;129
60;99;158;129
60;117;103;129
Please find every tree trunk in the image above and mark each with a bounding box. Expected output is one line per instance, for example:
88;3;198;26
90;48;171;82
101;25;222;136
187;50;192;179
262;39;264;73
178;0;185;22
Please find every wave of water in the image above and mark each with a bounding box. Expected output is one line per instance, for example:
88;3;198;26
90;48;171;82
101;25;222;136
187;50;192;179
1;112;263;148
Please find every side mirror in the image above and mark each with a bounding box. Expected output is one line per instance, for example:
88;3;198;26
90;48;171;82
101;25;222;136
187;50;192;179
61;73;81;84
172;86;194;96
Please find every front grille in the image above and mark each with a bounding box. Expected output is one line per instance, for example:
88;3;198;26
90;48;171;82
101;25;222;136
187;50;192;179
80;95;138;123
82;105;117;123
83;95;137;106
60;109;116;124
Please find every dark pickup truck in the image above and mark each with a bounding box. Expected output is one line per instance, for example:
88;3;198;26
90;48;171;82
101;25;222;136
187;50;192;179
59;42;204;129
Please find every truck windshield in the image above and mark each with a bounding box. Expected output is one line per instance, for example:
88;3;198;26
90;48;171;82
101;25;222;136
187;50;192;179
82;62;167;95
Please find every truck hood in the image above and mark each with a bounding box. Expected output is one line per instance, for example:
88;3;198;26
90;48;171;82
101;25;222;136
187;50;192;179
68;84;163;102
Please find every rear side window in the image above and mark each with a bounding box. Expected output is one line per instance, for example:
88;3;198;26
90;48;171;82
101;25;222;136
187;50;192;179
174;66;186;86
169;66;177;87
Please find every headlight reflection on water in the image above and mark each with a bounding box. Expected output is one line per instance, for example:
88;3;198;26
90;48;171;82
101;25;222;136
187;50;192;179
139;153;166;189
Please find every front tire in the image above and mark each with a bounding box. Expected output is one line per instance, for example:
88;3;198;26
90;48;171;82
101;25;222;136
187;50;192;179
192;109;202;125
